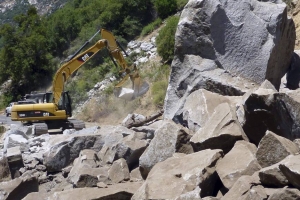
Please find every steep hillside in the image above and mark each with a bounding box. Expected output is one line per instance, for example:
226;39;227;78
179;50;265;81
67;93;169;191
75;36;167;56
0;0;67;24
73;27;165;126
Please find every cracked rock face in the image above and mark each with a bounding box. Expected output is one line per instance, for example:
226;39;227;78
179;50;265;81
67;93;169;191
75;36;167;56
216;141;261;190
256;131;300;168
133;149;223;200
164;0;295;121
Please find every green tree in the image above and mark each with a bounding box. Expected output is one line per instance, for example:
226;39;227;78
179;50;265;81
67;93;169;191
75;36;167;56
152;0;177;19
156;16;179;62
0;6;53;101
46;7;81;57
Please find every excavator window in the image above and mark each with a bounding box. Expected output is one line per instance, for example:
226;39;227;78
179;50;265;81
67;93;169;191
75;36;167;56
43;92;72;116
44;93;53;103
57;92;72;117
65;92;72;117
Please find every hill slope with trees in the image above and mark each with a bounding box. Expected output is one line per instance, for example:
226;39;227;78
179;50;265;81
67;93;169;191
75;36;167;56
0;0;187;110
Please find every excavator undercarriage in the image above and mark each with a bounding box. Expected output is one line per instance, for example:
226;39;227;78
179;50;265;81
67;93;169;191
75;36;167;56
31;119;85;135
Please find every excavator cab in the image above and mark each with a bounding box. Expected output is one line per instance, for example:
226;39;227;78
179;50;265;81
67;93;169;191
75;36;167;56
43;92;53;103
43;91;72;117
59;92;72;117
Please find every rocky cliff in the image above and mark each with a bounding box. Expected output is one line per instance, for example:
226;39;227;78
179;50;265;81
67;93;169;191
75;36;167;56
0;0;67;24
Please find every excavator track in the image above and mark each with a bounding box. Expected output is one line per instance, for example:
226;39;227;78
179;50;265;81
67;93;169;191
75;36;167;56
33;123;48;136
32;119;85;135
68;119;86;130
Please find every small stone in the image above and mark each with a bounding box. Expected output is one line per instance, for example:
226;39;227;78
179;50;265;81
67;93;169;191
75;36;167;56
97;182;108;188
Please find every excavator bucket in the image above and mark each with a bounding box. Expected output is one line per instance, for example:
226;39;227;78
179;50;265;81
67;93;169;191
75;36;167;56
100;28;149;100
113;73;149;101
132;76;149;98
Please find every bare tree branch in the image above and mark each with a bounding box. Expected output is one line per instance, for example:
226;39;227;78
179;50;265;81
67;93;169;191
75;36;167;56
125;109;164;128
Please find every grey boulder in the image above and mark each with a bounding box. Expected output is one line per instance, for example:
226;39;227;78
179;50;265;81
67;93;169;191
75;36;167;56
139;120;193;179
133;149;223;199
256;131;299;168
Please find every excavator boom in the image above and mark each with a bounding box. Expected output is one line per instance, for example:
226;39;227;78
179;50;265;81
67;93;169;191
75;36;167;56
52;39;107;104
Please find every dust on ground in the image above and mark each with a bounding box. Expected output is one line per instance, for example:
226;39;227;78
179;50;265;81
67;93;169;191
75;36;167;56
82;26;165;126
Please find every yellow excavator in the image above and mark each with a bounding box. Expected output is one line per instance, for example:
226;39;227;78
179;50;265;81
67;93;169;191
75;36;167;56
10;29;149;134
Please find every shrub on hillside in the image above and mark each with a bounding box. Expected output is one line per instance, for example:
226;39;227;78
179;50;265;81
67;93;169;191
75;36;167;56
144;64;170;108
156;16;179;62
141;18;162;36
153;0;177;19
0;93;13;109
152;80;168;107
176;0;189;10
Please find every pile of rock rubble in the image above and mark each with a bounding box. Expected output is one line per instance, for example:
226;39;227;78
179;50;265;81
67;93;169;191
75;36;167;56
3;81;300;200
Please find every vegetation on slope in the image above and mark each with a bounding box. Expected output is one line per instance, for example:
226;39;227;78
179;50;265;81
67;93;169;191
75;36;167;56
156;16;180;62
74;13;180;124
0;0;187;113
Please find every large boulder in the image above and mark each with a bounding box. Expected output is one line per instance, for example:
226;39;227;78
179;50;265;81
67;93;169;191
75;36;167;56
43;125;135;172
115;137;148;170
37;182;142;200
96;127;128;165
68;165;109;188
0;176;38;200
268;188;300;200
190;102;248;153
77;149;99;167
43;134;104;172
3;129;29;153
279;154;300;189
139;120;193;179
258;163;289;187
97;145;117;165
216;141;261;190
286;50;300;89
0;157;11;182
6;146;24;179
180;89;242;132
222;175;266;200
67;150;109;188
130;167;143;182
242;80;278;145
164;56;257;122
164;0;295;120
256;131;299;168
273;90;300;140
132;149;223;199
97;129;148;170
243;81;300;143
108;158;130;184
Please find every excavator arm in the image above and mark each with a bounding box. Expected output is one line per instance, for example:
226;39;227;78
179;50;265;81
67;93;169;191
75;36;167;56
52;38;107;104
52;29;148;105
102;30;149;100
